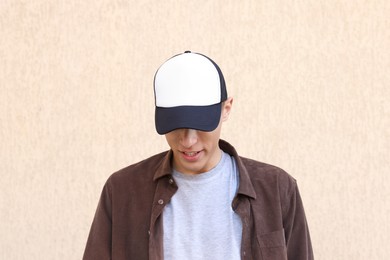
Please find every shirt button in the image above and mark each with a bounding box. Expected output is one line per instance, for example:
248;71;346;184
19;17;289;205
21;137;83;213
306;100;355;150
158;199;164;205
169;179;174;184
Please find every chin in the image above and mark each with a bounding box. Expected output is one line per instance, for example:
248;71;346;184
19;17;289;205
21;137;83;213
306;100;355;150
181;163;206;175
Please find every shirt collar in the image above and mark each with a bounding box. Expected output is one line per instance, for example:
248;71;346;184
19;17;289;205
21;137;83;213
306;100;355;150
153;150;173;181
219;139;257;199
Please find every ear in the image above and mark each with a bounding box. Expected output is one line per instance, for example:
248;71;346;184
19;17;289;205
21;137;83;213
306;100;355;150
221;97;233;122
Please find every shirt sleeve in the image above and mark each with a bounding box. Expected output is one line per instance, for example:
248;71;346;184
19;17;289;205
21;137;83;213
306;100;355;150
83;179;113;260
282;181;314;260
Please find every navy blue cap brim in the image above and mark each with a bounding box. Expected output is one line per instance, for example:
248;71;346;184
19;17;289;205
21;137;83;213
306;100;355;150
155;103;222;134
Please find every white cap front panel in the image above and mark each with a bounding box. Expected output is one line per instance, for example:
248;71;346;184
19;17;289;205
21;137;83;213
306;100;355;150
155;53;221;108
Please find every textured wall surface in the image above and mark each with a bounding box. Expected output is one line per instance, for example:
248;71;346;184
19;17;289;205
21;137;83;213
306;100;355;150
1;1;389;259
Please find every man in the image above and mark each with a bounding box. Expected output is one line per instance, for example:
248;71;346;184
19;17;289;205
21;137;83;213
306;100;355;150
83;51;313;260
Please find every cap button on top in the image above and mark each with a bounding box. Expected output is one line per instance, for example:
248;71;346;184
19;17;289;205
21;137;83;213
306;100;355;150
184;50;191;53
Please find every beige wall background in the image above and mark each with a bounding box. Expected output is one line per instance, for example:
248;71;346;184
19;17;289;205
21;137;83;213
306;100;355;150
1;0;389;259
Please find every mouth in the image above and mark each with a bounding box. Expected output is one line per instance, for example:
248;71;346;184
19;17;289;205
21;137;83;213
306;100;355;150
183;151;200;157
180;150;203;161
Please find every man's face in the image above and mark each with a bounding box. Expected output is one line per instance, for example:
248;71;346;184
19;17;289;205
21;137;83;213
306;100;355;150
164;98;233;175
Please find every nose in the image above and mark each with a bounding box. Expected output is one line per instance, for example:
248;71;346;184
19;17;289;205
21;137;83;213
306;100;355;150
180;129;198;148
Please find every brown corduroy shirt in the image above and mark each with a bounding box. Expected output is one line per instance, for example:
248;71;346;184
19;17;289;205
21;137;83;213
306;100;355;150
83;140;313;260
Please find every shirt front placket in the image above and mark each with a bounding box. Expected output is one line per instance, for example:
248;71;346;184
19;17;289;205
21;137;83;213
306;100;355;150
148;175;178;260
233;195;255;260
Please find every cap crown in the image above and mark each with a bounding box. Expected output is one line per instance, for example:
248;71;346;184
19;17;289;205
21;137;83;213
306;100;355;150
154;52;225;108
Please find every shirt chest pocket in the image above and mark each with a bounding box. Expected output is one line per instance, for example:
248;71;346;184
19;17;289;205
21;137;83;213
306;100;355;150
257;229;288;260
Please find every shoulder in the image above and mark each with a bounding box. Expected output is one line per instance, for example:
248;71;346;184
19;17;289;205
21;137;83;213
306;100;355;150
106;151;169;187
220;139;297;195
239;156;297;196
239;156;295;180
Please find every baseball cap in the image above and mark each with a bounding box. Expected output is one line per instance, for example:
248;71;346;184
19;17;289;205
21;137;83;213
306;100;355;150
154;51;227;134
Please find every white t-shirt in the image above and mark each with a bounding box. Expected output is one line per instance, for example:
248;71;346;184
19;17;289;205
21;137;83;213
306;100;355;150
163;151;242;260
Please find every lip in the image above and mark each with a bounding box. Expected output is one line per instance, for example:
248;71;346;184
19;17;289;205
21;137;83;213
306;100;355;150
180;150;203;162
